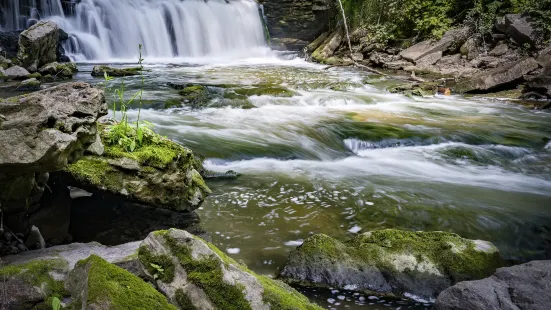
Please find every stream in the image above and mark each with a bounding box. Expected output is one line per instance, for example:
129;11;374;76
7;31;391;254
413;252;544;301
71;52;551;309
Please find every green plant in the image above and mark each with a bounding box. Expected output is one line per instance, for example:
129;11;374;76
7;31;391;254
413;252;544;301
52;297;61;310
149;263;165;280
103;45;152;152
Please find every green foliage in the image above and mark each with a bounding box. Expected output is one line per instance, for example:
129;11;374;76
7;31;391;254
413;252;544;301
51;297;61;310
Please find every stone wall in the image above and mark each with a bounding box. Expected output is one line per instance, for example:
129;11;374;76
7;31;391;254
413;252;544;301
259;0;336;50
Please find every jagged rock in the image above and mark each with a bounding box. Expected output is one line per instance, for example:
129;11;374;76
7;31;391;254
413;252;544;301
537;44;551;67
86;132;105;156
312;27;344;63
460;37;479;60
416;51;443;66
139;229;323;309
501;14;537;48
280;230;503;300
454;57;539;93
66;255;177;310
436;54;462;66
369;52;398;67
383;60;413;70
91;65;142;77
39;62;78;79
62;125;211;213
4;65;30;80
18;21;59;69
489;43;509;56
0;82;107;173
24;226;45;250
523;62;551;100
17;77;41;91
434;260;551;310
400;27;470;63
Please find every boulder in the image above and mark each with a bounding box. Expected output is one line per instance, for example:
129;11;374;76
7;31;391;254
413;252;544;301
61;124;211;213
454;57;539;93
17;21;59;69
434;260;551;310
139;229;323;309
383;60;414;70
311;27;344;63
489;43;509;57
536;44;551;67
280;230;503;300
4;65;30;80
66;255;177;310
0;82;107;173
523;64;551;100
91;65;142;77
178;85;211;107
39;62;78;79
416;51;443;66
460;37;479;60
500;14;537;48
400;27;470;63
17;77;41;91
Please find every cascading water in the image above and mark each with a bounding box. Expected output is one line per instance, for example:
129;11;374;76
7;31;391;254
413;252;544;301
1;0;269;61
0;0;65;31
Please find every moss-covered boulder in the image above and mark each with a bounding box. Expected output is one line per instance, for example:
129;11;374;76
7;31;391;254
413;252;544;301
139;229;323;310
39;62;78;79
66;255;177;310
91;65;142;77
280;230;503;300
0;258;69;309
178;85;211;108
64;124;210;212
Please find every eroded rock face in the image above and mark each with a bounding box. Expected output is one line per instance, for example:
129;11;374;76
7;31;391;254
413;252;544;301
0;82;107;173
17;21;59;69
280;230;503;300
139;229;323;310
400;27;470;63
259;0;335;50
434;260;551;310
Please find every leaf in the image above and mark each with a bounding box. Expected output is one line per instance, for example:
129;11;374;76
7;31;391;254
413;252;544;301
137;127;144;144
129;140;136;152
52;297;62;310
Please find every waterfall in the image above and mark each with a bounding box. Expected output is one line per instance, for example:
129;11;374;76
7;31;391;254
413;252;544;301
0;0;65;31
1;0;269;61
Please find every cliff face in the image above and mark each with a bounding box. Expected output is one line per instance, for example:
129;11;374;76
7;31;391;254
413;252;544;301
259;0;336;50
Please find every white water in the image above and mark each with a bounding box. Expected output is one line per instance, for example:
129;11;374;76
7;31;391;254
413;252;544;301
0;0;64;31
1;0;269;61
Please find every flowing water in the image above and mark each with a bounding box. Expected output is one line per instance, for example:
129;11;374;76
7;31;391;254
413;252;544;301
72;58;551;309
3;0;551;308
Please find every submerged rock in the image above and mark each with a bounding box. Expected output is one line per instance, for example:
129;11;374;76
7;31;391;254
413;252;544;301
178;85;211;107
280;230;503;300
434;260;551;310
91;65;142;77
18;20;59;69
63;125;210;212
139;229;323;309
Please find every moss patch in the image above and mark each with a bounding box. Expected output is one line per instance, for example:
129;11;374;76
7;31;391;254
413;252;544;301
65;157;122;191
138;246;176;283
175;289;197;310
78;255;177;310
0;259;69;301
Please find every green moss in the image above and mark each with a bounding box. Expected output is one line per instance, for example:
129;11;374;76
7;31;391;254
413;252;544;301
162;234;252;310
138;246;176;283
79;255;177;310
257;275;323;310
0;259;69;301
28;72;41;79
232;86;296;98
66;157;122;191
175;289;197;310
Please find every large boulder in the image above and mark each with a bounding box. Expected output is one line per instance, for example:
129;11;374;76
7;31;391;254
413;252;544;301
523;62;551;100
139;229;323;309
400;27;470;63
17;21;59;69
434;260;551;310
0;82;107;173
61;124;211;213
3;65;30;80
311;27;344;63
453;57;539;93
280;230;503;300
497;14;537;48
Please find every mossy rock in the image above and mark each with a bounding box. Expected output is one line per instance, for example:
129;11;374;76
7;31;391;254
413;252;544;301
280;229;503;300
65;124;210;212
231;85;296;98
39;62;78;79
178;85;211;108
91;65;142;77
138;229;323;310
66;255;177;310
0;259;69;309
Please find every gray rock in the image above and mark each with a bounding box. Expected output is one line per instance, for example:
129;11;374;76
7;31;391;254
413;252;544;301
0;82;107;173
434;260;551;310
503;14;537;48
86;132;105;156
489;43;509;56
24;225;45;250
383;60;413;70
460;37;479;60
280;230;503;300
454;57;539;93
400;27;470;62
536;44;551;67
416;51;443;66
139;229;322;309
436;54;462;66
0;272;45;309
523;62;551;100
4;65;30;80
17;78;41;91
0;55;12;69
18;20;59;69
39;62;78;79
